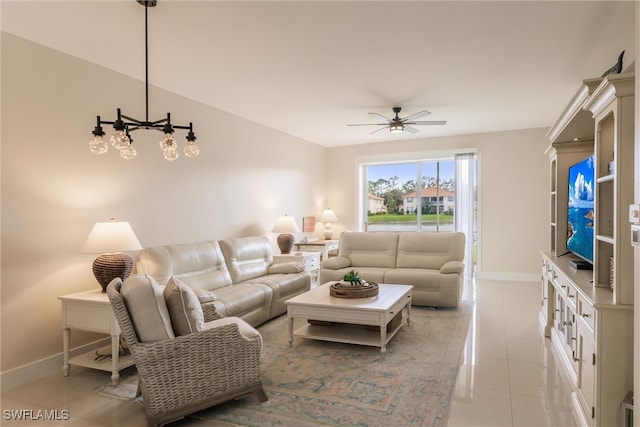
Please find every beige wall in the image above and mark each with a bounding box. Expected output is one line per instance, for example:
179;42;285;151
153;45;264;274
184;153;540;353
1;34;326;378
324;128;550;279
1;32;552;387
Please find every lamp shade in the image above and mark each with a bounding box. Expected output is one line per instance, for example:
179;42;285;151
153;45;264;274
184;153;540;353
272;215;300;234
319;209;338;222
82;220;143;254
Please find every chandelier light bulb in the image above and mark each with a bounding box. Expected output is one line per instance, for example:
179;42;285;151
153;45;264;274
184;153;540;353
184;141;200;158
120;143;137;160
89;135;108;155
110;130;130;150
159;133;176;151
163;147;178;161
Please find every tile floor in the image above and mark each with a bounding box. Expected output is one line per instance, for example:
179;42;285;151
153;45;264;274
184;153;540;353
448;279;575;427
1;279;575;426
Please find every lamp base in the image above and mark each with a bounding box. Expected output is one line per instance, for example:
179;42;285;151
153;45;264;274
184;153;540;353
323;222;333;240
277;233;294;254
92;253;133;292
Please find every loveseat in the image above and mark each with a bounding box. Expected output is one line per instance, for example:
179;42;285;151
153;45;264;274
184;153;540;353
136;236;311;327
320;231;465;308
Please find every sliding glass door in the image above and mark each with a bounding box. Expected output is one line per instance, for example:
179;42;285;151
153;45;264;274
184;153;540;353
361;153;477;274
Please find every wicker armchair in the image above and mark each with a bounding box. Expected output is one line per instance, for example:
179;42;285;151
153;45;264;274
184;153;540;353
106;279;267;427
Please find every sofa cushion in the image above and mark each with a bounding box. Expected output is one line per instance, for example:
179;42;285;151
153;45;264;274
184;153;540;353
163;276;205;336
137;241;233;292
213;283;273;327
320;267;389;284
219;236;273;283
384;268;442;291
121;274;175;342
396;232;465;270
338;232;399;268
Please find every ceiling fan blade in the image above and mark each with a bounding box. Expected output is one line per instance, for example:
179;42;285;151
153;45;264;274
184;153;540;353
370;126;390;134
348;123;390;127
404;125;420;133
369;112;392;121
401;110;430;122
405;120;447;126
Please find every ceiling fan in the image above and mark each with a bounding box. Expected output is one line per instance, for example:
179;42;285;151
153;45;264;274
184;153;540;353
348;107;447;134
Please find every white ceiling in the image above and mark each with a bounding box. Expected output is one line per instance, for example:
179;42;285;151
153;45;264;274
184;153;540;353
2;1;636;147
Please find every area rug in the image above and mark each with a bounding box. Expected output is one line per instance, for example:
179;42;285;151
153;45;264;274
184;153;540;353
95;302;472;426
94;368;139;402
194;302;472;427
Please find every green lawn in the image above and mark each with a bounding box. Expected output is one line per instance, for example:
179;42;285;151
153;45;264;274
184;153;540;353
367;213;454;223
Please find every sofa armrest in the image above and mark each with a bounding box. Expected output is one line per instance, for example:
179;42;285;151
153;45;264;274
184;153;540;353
321;256;352;270
267;262;305;274
441;260;465;275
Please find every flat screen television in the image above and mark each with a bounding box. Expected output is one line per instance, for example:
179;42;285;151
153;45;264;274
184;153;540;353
567;155;594;264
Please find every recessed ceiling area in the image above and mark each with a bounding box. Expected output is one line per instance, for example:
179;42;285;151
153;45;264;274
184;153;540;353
1;1;636;147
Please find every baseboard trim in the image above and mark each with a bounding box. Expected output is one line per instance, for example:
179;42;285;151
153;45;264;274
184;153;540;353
474;272;539;282
1;338;110;392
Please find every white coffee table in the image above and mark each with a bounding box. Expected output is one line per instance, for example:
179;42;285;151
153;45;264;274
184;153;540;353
285;282;412;353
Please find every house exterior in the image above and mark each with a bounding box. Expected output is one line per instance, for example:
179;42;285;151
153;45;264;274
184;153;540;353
403;187;455;214
368;194;386;214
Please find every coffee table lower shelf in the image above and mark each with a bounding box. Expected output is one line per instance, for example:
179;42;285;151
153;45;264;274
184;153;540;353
292;320;407;350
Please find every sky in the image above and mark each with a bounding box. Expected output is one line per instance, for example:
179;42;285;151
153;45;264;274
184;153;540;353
367;160;455;187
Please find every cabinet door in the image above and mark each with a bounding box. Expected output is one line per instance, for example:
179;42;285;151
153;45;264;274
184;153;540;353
566;306;579;373
577;321;595;427
555;292;565;332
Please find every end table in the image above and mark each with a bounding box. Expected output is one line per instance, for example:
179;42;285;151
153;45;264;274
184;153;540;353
59;289;134;385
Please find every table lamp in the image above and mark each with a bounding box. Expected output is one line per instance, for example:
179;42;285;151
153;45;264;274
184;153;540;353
319;208;338;240
272;215;300;254
81;218;143;292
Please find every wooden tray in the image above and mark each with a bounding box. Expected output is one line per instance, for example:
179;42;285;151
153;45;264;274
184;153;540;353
329;281;379;298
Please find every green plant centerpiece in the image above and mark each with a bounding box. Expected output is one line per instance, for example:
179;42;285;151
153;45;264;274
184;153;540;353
343;270;363;286
330;269;378;298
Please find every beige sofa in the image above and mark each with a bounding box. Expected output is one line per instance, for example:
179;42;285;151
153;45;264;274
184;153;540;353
136;236;311;327
320;231;465;308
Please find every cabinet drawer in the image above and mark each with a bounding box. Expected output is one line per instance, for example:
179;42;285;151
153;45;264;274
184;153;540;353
577;295;595;333
64;302;113;333
304;255;320;270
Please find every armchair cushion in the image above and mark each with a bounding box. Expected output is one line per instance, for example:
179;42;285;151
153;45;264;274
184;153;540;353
164;277;205;336
121;274;175;342
267;262;305;274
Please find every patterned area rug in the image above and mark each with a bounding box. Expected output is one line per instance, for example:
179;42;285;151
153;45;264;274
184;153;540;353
94;368;139;401
192;303;473;426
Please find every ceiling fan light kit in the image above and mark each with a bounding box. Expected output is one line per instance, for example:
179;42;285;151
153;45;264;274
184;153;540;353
348;106;447;135
89;0;199;161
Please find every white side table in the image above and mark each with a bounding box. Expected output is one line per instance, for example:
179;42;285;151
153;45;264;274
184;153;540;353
273;251;321;288
59;289;135;385
294;239;339;261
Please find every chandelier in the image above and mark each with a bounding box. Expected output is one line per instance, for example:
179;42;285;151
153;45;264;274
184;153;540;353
89;0;199;161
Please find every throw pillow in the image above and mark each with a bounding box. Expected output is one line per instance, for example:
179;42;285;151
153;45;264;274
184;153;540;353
121;274;175;342
164;276;205;335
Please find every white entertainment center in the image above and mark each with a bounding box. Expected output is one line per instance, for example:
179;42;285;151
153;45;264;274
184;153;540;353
540;72;635;427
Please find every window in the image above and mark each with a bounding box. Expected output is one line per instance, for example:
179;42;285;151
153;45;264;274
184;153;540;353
360;152;477;276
